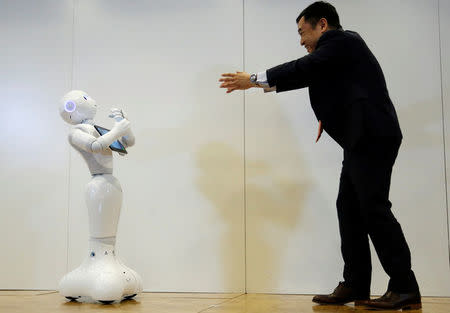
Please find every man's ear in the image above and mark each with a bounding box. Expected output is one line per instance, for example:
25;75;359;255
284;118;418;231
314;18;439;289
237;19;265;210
319;18;328;32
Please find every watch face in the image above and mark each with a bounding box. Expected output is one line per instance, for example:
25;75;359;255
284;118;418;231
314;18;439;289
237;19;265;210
250;74;257;82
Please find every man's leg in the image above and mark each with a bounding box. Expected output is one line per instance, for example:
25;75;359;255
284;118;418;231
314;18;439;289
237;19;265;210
312;157;371;305
337;155;372;297
348;137;419;293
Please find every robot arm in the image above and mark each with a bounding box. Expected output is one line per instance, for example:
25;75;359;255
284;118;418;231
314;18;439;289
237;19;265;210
109;108;135;148
121;130;135;148
69;119;130;153
69;129;97;152
91;119;130;152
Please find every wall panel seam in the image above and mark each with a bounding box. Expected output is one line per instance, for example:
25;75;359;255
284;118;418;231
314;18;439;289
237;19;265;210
242;0;248;294
65;0;78;274
437;0;450;268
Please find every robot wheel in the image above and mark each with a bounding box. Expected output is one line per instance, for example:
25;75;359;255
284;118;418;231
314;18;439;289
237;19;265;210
99;300;115;304
65;296;80;301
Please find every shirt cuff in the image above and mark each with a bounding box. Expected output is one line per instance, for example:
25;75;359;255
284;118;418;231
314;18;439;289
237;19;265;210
256;71;270;87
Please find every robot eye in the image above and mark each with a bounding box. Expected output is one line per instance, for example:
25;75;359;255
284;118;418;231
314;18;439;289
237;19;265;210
83;96;88;100
64;101;76;113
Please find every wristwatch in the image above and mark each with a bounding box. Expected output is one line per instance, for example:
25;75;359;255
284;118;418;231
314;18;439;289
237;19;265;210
250;73;258;85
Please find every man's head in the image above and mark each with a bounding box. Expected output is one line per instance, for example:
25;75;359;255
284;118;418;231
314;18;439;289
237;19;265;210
296;1;341;53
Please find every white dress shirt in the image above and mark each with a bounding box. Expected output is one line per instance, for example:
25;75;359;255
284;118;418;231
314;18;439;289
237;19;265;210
256;71;276;92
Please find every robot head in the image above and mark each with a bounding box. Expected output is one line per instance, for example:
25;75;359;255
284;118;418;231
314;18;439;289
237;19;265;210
59;90;98;124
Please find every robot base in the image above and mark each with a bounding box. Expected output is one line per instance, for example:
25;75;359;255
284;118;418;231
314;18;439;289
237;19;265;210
59;239;142;303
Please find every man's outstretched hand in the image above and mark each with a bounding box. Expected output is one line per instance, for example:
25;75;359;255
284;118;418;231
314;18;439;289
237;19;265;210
219;71;255;93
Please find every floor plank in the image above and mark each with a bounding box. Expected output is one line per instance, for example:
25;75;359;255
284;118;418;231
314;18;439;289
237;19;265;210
0;291;449;313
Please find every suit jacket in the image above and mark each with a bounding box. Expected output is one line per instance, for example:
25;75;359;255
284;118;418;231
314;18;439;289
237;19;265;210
266;29;402;150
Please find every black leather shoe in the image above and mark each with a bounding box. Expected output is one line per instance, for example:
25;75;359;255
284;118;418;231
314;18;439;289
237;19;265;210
312;282;369;305
366;290;422;310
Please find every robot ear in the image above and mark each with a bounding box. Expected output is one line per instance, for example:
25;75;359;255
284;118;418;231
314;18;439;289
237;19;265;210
64;101;77;113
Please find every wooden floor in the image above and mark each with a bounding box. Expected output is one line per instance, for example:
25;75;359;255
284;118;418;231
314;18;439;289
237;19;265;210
1;291;450;313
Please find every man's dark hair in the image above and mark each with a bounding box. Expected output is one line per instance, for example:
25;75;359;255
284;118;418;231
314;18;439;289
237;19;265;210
296;1;342;30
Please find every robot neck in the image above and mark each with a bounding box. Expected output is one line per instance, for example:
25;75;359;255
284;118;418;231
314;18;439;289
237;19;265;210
81;119;95;125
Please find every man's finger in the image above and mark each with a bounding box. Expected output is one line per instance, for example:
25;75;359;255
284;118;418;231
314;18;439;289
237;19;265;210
221;73;235;77
219;78;234;82
220;82;236;88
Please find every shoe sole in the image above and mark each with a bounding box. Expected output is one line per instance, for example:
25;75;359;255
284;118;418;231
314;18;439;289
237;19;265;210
403;303;422;310
365;302;422;311
312;299;369;306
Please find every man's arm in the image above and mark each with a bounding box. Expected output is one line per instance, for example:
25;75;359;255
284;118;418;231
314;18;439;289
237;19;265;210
219;31;345;93
219;37;342;93
267;35;344;91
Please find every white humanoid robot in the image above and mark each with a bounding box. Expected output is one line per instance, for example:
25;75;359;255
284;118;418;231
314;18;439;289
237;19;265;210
58;90;142;303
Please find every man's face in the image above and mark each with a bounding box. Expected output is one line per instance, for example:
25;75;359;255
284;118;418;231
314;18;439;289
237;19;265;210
298;16;325;53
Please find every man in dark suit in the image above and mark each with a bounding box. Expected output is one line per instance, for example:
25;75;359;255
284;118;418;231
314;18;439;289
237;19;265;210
219;1;421;310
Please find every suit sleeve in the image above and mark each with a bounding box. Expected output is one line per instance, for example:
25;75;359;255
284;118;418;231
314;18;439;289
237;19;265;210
266;35;345;93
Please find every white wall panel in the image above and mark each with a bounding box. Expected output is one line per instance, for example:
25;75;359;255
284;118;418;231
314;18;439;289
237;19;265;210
67;0;245;292
245;0;450;296
1;0;449;296
0;0;73;289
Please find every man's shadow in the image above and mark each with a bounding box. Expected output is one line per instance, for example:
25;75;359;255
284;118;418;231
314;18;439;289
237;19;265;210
194;66;314;291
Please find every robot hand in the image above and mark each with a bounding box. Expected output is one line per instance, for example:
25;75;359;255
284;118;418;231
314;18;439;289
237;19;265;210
108;108;127;122
109;108;134;142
